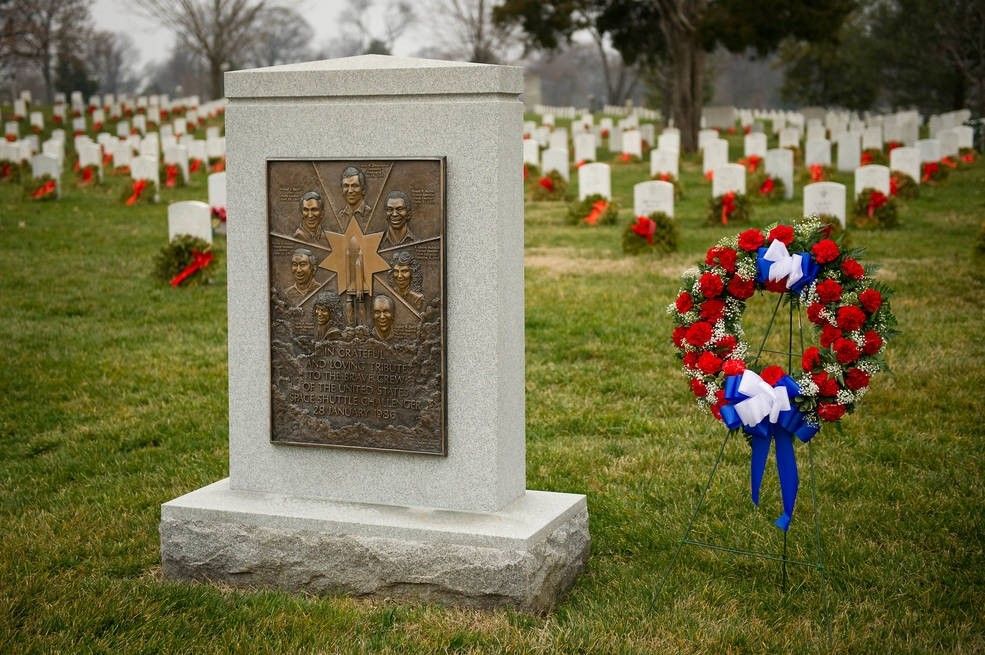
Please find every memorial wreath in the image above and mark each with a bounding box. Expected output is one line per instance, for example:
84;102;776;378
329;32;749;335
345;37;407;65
623;211;677;255
670;217;896;529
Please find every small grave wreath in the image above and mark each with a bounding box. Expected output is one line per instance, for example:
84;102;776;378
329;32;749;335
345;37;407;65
669;218;896;529
750;173;785;202
24;174;57;201
852;188;899;229
706;192;750;226
120;178;156;205
531;170;568;201
623;212;677;255
567;194;619;226
154;235;217;287
889;171;919;199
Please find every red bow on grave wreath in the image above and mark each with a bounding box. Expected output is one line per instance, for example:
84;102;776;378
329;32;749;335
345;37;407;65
940;156;958;169
189;158;202;173
165;164;179;188
759;177;775;196
656;172;673;182
102;152;113;166
125;179;148;206
704;169;714;182
584;199;608;225
538;176;555;192
4;134;15;142
618;153;632;163
720;191;736;225
170;250;214;287
32;179;56;199
889;175;899;197
886;141;902;152
211;206;227;222
631;215;657;244
53;115;63;124
741;155;762;173
80;166;95;185
575;159;587;169
210;159;225;173
961;151;975;164
0;162;11;179
861;151;873;165
921;162;939;182
867;190;888;218
92;122;103;132
809;164;824;182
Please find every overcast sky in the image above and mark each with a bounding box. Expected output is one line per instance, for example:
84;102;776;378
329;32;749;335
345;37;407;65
91;0;416;70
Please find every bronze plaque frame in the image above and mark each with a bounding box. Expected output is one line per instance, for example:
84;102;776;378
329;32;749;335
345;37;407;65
266;158;447;455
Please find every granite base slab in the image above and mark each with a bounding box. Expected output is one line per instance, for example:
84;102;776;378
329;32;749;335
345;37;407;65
160;480;589;613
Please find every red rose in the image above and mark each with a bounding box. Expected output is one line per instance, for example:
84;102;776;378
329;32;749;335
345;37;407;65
859;288;882;314
844;368;870;391
711;390;726;420
768;225;795;245
806;303;826;325
685;321;713;347
690;378;708;398
811;239;840;264
738;229;765;251
728;276;756;300
672;326;688;348
700;299;725;322
683;351;699;369
763;279;787;294
841;258;865;280
837;306;867;332
812;371;839;397
675;292;694;313
722;359;746;376
820;324;842;348
802;346;822;371
760;365;785;386
715;334;737;355
862;330;883;355
833;337;860;364
817;402;846;421
698;351;723;375
705;246;737;273
816;279;843;304
699;272;724;298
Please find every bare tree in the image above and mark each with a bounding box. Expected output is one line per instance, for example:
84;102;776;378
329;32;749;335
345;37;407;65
420;0;522;63
133;0;271;99
244;5;314;67
0;0;94;102
339;0;414;55
87;31;138;94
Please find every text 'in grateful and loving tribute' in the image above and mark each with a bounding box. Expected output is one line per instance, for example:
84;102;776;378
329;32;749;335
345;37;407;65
267;159;446;455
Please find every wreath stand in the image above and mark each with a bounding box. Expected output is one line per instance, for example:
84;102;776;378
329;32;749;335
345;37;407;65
658;293;833;638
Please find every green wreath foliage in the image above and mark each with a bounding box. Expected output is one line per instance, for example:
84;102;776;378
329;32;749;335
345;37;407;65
153;235;217;287
119;179;157;205
531;169;569;201
566;193;619;226
852;188;899;229
706;192;751;226
890;171;919;200
861;148;888;166
0;159;25;183
623;211;678;255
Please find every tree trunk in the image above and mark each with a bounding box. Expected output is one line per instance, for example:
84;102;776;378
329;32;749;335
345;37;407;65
209;58;224;100
670;32;704;153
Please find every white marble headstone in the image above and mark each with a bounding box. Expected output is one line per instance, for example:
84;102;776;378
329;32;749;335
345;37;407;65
633;180;674;218
658;130;680;153
164;144;190;183
890;146;921;183
712;163;746;197
954;125;973;149
578;162;611;200
548;128;568;152
805;139;831;167
836;133;860;172
522;139;539;167
938;129;959;157
779;127;800;149
112;142;132;168
854;164;890;197
541;148;569;181
116;121;130;138
131;155;159;188
862;125;882;150
702;138;728;174
803;182;847;227
744;133;767;158
621;129;642;157
188;139;207;162
78;142;102;170
650;148;679;178
168;200;213;244
698;129;719;151
533;126;550;148
765;148;794;199
208;172;227;209
573;133;596;163
916;138;941;163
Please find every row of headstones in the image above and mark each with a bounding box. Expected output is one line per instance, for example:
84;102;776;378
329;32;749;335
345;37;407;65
524;114;657;156
531;104;660;121
6;90;224;127
573;160;891;228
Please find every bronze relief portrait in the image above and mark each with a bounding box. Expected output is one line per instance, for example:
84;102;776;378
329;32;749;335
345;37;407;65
267;159;446;455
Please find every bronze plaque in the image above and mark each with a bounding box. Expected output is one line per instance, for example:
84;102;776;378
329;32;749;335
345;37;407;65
267;159;446;455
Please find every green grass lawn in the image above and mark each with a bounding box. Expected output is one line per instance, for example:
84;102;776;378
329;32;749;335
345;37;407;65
1;121;984;653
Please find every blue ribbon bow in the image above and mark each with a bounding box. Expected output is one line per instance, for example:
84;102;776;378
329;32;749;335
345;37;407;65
720;374;819;531
755;244;820;294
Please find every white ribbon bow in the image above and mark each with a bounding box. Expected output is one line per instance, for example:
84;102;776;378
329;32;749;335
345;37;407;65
734;369;791;427
763;240;804;289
